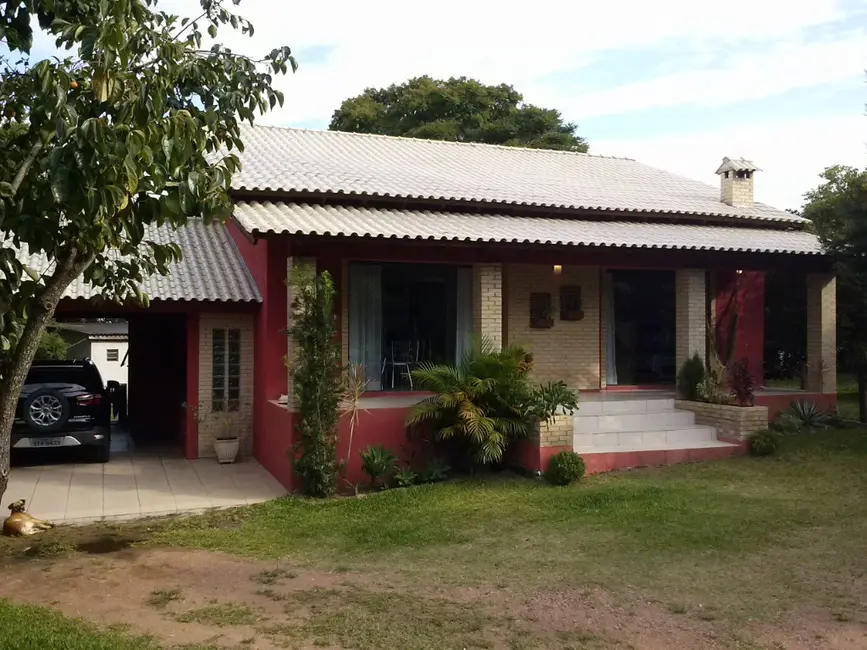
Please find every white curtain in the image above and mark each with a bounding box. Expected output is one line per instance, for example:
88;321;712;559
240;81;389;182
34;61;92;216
349;264;383;390
604;271;618;385
455;267;473;364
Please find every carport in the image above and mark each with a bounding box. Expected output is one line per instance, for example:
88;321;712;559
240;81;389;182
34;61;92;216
5;220;281;522
16;219;264;460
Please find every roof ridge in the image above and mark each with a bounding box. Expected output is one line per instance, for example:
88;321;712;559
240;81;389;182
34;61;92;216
250;123;634;161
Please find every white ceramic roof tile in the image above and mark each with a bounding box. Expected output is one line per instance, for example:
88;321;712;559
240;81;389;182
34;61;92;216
12;220;261;303
232;125;804;225
234;201;822;255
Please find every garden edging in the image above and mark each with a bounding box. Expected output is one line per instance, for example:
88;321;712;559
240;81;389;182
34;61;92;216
674;400;768;442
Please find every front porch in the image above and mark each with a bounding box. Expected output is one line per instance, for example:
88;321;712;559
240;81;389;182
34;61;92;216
229;222;837;487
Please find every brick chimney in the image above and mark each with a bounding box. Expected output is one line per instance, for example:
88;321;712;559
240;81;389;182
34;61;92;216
715;157;759;206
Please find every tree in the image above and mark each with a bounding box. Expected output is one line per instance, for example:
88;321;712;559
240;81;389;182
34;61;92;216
329;76;588;152
288;266;341;497
0;0;296;501
34;330;69;361
802;165;867;420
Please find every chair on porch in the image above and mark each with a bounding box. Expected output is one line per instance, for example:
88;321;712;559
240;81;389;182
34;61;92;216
386;340;419;389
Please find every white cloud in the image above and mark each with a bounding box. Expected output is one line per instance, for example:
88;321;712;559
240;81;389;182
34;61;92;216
172;0;852;125
535;34;866;119
594;114;867;210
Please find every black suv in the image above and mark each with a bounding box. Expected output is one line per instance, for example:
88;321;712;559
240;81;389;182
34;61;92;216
12;359;111;463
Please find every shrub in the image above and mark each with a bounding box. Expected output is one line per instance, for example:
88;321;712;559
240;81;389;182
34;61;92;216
527;381;580;426
34;329;69;361
728;358;756;406
785;400;831;431
749;429;780;456
392;467;417;488
677;354;705;401
419;459;450;483
360;445;396;487
407;339;579;466
289;267;342;498
545;451;585;486
697;368;732;405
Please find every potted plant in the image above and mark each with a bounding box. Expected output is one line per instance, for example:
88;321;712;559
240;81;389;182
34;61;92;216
214;419;240;464
182;400;242;464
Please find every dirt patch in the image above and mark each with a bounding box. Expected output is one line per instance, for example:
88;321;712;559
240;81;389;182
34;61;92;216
0;547;865;649
754;606;867;650
0;548;335;649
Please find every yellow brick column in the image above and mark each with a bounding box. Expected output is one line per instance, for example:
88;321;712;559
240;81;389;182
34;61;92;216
286;256;317;410
675;269;706;371
197;313;255;457
473;263;503;350
806;273;837;394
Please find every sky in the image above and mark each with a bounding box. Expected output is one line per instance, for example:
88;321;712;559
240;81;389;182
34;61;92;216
35;0;867;210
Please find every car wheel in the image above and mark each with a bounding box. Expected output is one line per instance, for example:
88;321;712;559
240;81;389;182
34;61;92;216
23;388;71;434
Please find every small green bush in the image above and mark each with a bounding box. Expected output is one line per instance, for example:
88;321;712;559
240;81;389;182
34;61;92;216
749;429;780;456
392;467;418;488
545;451;585;486
677;353;705;401
419;459;450;483
787;400;830;431
360;444;396;487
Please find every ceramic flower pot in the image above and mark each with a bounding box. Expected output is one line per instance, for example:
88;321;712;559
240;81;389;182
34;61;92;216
214;437;240;464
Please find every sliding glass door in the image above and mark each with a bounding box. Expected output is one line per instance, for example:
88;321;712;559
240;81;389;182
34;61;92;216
348;262;473;391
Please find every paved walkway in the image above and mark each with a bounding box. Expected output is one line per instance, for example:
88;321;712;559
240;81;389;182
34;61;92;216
5;454;288;525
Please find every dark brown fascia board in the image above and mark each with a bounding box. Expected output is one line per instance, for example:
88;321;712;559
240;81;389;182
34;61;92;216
280;234;833;273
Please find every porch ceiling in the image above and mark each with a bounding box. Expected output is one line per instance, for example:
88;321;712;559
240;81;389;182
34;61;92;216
234;201;823;256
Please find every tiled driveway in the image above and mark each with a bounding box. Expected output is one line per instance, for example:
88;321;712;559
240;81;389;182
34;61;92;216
5;454;288;525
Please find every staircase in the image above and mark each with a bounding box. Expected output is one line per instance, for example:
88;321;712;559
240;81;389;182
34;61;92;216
573;394;738;457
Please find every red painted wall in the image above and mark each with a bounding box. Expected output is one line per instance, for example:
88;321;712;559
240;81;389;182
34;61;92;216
716;271;765;383
228;221;289;467
260;401;295;491
337;406;426;487
756;392;837;421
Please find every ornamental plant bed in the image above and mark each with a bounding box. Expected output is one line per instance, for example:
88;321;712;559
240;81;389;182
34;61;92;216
674;400;769;441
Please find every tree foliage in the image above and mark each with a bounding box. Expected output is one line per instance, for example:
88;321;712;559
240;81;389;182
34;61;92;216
288;266;342;497
34;329;69;361
802;165;867;419
329;76;588;152
0;0;295;500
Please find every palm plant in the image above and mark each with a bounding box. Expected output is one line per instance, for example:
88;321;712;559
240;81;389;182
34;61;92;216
407;339;577;466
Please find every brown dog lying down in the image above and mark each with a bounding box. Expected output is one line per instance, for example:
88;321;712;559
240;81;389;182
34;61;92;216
2;500;54;536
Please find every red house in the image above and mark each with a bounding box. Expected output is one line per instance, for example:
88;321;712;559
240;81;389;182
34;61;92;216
28;125;838;488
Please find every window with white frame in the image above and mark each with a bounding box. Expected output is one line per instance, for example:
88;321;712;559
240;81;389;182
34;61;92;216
212;328;241;411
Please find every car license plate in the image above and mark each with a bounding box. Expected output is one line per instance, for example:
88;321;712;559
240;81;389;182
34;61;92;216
30;437;63;448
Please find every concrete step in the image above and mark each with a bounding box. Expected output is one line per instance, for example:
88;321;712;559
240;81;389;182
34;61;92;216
573;434;730;455
573;426;716;451
577;397;675;416
574;410;696;435
576;440;744;475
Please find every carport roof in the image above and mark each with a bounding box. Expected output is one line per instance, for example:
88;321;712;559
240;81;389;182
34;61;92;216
12;220;262;303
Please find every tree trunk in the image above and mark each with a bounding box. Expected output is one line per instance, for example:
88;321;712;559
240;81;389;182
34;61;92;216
0;251;91;504
858;365;867;424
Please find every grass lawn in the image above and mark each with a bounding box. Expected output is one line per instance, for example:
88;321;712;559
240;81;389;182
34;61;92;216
0;600;160;650
2;429;867;648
